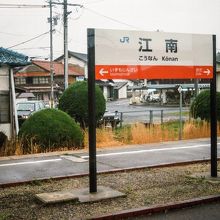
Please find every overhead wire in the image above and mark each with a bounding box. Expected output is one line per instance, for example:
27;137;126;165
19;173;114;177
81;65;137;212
0;4;49;9
7;31;51;49
82;6;142;30
12;47;50;51
2;0;146;57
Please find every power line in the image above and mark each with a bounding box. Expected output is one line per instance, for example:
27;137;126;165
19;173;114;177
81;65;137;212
13;47;50;51
82;6;141;30
0;4;49;9
7;31;51;49
68;0;105;5
50;1;82;7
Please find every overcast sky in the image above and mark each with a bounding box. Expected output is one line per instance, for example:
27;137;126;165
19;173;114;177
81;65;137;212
1;0;220;59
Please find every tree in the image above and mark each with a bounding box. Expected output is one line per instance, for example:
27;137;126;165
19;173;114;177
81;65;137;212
19;108;83;153
58;81;106;129
190;90;220;121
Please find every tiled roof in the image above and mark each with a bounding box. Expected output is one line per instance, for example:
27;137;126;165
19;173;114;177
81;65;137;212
96;80;114;87
16;92;35;99
55;51;87;63
32;60;84;76
114;81;128;90
0;47;29;67
68;51;87;62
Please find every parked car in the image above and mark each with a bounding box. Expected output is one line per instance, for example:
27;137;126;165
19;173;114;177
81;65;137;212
16;100;46;127
99;110;122;128
145;90;161;102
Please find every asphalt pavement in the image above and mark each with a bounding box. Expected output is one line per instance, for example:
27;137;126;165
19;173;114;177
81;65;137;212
106;99;189;124
127;202;220;220
0;138;219;186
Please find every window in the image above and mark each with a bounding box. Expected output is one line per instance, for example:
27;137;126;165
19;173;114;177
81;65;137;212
33;77;39;84
39;77;49;84
0;91;10;123
15;77;26;85
32;77;49;84
26;77;33;84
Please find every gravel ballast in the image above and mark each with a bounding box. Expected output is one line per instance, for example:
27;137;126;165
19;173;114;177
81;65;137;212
0;162;220;219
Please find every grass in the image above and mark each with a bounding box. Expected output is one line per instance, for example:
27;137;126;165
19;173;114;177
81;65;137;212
93;120;220;148
1;120;220;156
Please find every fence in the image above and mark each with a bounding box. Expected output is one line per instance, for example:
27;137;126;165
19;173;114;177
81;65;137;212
116;109;189;127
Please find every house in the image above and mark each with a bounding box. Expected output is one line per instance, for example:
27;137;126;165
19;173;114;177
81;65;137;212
55;51;87;79
14;60;84;103
0;47;29;139
16;92;35;102
95;80;114;100
95;80;128;100
113;81;128;99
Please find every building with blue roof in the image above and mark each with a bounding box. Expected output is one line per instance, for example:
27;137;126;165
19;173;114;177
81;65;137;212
0;47;29;140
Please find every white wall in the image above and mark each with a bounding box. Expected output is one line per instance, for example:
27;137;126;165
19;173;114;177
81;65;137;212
217;73;220;92
65;56;88;79
118;86;127;99
103;87;108;100
0;124;11;139
0;66;9;90
0;65;11;139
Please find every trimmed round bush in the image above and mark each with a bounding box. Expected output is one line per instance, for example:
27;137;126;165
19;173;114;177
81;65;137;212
18;108;83;153
58;81;106;129
190;90;220;121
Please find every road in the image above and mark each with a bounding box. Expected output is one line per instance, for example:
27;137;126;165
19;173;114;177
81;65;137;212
0;138;219;185
106;99;189;124
128;202;220;220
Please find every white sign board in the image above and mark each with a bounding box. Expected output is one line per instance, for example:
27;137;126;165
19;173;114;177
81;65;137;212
94;29;213;79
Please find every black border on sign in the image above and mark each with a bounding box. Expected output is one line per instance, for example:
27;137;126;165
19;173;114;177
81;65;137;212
211;35;217;177
88;28;97;192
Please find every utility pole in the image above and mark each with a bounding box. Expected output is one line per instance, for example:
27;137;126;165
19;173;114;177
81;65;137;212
49;0;54;108
194;79;199;96
50;0;81;90
64;0;68;89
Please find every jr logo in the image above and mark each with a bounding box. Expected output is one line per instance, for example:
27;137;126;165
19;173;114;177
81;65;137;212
120;37;129;43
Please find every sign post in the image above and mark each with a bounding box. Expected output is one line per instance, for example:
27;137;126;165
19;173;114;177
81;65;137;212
178;86;183;140
210;35;217;177
87;28;97;193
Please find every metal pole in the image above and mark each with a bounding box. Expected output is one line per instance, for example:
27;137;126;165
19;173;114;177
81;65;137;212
120;112;123;128
161;110;163;124
64;0;68;89
149;110;153;124
179;87;182;140
49;0;54;108
87;28;97;193
210;35;217;177
10;69;19;135
194;79;199;96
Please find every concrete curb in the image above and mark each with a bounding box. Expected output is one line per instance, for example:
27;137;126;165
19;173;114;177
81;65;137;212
87;195;220;220
0;159;217;188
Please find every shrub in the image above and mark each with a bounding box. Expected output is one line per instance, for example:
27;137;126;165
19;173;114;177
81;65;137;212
58;81;106;129
18;108;83;153
190;90;220;121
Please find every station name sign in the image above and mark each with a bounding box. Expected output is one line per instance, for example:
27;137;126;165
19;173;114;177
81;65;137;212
94;29;213;79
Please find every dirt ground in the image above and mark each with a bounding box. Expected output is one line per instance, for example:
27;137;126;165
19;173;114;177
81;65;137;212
0;162;220;220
